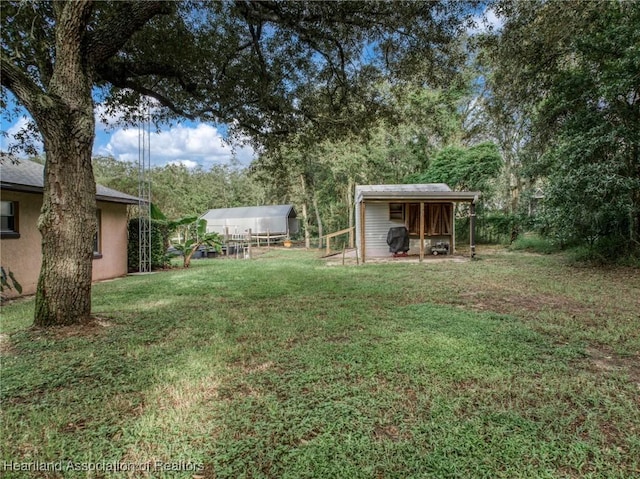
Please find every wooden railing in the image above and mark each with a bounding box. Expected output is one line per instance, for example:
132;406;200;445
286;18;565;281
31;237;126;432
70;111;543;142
321;227;355;256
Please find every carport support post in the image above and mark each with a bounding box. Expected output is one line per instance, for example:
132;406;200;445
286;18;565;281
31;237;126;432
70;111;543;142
419;202;425;262
224;226;230;257
451;202;456;255
470;200;476;258
360;201;366;263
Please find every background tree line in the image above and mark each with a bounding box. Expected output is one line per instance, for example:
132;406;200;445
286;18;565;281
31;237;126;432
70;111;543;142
92;156;265;219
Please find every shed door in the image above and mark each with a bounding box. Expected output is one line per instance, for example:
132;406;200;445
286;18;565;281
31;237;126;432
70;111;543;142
406;203;452;235
428;203;452;235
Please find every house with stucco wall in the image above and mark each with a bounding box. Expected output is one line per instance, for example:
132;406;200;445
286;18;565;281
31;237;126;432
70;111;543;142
1;159;139;297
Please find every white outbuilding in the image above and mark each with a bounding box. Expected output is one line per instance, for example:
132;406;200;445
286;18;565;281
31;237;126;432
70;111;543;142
355;184;481;262
200;204;298;239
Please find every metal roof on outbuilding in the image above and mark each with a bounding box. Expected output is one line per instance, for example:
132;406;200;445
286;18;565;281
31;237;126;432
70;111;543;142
355;184;480;203
201;205;296;220
200;205;298;236
0;159;141;204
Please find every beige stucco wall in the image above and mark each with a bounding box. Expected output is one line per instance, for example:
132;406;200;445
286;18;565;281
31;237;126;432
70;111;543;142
1;191;42;296
1;190;130;298
93;201;131;284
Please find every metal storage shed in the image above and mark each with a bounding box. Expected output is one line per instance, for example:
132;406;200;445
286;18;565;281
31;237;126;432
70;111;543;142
200;205;298;237
355;184;481;262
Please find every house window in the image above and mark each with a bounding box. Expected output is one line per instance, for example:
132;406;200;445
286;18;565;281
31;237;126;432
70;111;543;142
93;209;102;258
1;200;19;238
389;203;404;220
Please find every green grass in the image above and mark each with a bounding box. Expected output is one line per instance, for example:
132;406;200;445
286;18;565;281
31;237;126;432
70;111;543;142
1;249;639;478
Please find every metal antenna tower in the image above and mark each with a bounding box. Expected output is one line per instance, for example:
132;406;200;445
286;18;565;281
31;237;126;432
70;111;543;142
138;102;152;273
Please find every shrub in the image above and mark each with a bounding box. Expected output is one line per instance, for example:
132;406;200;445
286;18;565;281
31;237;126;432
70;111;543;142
127;218;169;271
509;234;561;254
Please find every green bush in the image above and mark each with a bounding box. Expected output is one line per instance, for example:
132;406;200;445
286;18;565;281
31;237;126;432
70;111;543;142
567;235;640;266
127;218;169;271
509;234;561;254
456;210;521;245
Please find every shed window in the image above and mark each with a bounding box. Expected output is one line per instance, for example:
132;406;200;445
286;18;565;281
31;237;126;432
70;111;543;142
1;200;19;238
389;203;404;220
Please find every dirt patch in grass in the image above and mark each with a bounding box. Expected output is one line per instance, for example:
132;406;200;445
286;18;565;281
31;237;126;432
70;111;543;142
0;333;16;356
458;290;596;318
30;316;115;340
373;424;412;442
584;346;640;391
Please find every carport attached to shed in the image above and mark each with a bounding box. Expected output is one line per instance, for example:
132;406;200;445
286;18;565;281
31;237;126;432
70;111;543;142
355;184;481;262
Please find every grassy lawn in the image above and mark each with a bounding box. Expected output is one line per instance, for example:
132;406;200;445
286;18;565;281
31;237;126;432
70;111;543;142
1;248;639;478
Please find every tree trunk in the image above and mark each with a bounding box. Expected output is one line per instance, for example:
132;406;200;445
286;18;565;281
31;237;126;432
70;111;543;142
312;191;323;248
34;108;97;326
33;0;97;326
183;242;203;268
346;177;354;247
299;174;310;249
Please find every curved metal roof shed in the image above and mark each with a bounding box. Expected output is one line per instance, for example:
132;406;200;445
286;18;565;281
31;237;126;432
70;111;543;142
200;205;298;237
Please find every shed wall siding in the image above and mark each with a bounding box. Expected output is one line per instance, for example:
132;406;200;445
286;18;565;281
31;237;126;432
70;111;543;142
363;202;406;258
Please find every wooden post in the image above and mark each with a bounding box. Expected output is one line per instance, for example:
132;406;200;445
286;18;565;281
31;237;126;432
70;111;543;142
225;226;229;257
419;201;425;262
360;201;366;263
451;202;456;255
326;235;330;256
470;201;476;258
267;229;270;249
247;229;252;259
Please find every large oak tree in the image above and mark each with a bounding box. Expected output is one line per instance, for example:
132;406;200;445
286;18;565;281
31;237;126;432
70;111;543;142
1;0;472;326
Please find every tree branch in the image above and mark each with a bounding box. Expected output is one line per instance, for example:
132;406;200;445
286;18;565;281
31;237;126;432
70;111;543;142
87;1;174;67
112;79;197;121
0;50;45;114
96;60;197;94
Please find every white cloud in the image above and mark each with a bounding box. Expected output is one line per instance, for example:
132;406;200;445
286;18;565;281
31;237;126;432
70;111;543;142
168;159;199;169
5;116;29;137
0;116;44;154
94;95;161;133
2;94;254;169
468;7;503;35
94;122;256;168
94;104;131;133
